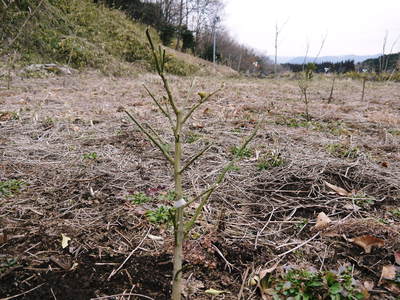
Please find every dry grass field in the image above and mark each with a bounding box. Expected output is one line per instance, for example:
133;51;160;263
1;71;399;299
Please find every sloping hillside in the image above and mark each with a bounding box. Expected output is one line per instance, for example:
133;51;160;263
0;0;232;76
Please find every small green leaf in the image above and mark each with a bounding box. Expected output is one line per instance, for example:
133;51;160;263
205;288;228;296
329;282;342;294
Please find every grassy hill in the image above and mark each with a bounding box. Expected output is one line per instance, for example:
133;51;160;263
0;0;201;76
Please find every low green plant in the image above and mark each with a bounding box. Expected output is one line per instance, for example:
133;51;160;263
326;143;360;159
275;117;348;136
0;179;25;197
257;151;284;170
82;152;98;160
231;146;253;158
296;218;309;229
159;190;176;202
0;258;18;274
185;132;201;144
351;193;375;207
0;111;19;120
388;128;400;136
146;206;174;224
128;192;152;204
390;208;400;218
258;268;366;299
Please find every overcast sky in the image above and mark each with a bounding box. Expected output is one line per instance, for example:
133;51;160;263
223;0;400;57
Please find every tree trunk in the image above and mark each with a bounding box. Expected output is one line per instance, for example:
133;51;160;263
171;110;184;300
175;0;184;50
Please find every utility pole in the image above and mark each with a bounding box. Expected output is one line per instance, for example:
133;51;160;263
212;16;220;64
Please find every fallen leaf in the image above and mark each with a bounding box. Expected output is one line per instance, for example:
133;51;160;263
395;251;400;265
324;181;350;196
384;282;400;295
343;203;361;211
182;278;204;298
205;288;228;296
148;234;164;243
348;235;384;254
313;212;332;230
50;255;72;270
257;263;279;300
61;233;71;249
363;281;374;291
379;265;400;295
380;265;397;281
381;161;389;168
190;122;204;129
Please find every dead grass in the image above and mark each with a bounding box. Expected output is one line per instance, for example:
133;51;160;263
0;72;399;299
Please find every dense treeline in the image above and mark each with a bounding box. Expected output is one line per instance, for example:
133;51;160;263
282;60;355;73
361;52;400;72
97;0;272;73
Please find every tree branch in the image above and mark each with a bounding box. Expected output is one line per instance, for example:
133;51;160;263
143;84;174;129
182;85;224;124
179;144;212;174
125;110;174;165
184;118;263;234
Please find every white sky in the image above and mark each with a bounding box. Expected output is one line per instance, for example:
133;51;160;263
223;0;400;57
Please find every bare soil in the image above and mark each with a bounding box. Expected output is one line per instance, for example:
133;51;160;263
0;71;399;299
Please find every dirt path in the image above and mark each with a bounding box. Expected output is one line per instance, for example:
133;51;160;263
1;72;399;299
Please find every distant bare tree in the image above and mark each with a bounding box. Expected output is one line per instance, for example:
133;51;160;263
273;19;288;75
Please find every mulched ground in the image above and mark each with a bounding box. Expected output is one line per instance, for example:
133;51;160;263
0;71;399;299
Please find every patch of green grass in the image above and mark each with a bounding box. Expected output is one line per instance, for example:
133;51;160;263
128;192;152;205
82;152;98;160
257;151;285;170
390;208;400;218
0;111;19;121
275;117;348;136
351;192;375;208
388;128;400;136
0;258;18;274
259;268;366;300
185;132;201;144
275;117;309;128
326;143;360;159
146;206;174;224
158;190;176;202
0;179;25;197
230;146;252;158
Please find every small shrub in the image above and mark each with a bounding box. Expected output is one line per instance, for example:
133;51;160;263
0;180;25;197
128;192;152;204
326;143;360;159
146;206;174;224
